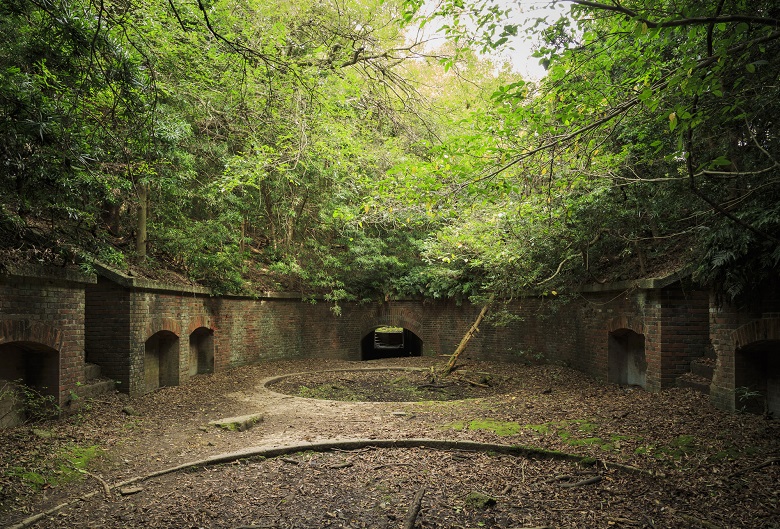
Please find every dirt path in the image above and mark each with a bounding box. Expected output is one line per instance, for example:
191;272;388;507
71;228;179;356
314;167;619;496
1;358;779;528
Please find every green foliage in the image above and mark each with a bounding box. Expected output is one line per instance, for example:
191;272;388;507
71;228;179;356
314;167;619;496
6;443;103;491
0;380;60;424
1;0;777;304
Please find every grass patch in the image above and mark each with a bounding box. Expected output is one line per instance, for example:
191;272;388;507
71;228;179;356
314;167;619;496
443;419;522;436
6;443;103;491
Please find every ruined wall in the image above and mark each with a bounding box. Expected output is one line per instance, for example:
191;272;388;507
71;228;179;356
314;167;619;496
81;267;712;399
709;286;780;412
0;265;94;405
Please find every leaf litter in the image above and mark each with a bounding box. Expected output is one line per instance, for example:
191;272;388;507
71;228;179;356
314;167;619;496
1;357;778;528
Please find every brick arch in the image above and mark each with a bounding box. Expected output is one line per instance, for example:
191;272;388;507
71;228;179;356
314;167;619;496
0;319;63;351
607;314;645;335
733;317;780;350
145;317;181;339
187;315;213;335
358;310;425;343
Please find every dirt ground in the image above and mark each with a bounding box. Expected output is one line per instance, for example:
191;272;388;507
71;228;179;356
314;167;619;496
1;357;779;528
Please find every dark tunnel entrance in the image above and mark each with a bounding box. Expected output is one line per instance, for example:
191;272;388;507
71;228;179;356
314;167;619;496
361;327;423;360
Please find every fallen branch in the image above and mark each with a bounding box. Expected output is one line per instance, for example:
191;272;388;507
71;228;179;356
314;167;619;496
372;463;417;470
445;302;491;375
78;469;112;500
462;378;490;388
403;486;426;529
560;475;602;488
728;457;780;479
417;383;453;389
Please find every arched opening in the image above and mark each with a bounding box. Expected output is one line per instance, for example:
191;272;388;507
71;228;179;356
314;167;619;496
145;331;179;393
0;341;60;426
189;327;214;376
608;328;647;388
735;340;780;416
361;327;423;361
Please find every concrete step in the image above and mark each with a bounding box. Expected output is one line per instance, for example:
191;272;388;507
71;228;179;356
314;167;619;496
73;379;116;400
677;373;711;395
690;358;715;380
84;362;102;381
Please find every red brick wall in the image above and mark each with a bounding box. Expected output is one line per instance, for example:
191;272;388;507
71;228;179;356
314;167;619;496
83;275;715;396
0;266;94;405
709;285;780;411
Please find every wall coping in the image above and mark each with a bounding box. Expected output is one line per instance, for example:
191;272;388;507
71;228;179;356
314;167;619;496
94;262;212;295
94;262;307;299
577;266;692;293
2;263;96;285
93;262;694;300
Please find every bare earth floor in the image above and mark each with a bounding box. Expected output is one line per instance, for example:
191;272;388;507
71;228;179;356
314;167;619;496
1;357;779;528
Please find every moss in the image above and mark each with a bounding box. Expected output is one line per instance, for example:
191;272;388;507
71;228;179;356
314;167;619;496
443;419;523;436
6;443;103;491
467;419;522;436
524;423;551;434
464;491;497;509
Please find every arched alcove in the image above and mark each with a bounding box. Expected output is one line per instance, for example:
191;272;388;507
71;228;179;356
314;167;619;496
145;331;180;393
189;327;214;376
0;341;60;426
735;340;780;416
608;328;647;388
361;327;423;360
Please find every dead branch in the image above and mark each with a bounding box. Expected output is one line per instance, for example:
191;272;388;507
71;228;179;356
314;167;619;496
445;302;491;374
728;457;780;479
403;486;426;529
78;469;112;500
559;475;602;488
456;376;490;388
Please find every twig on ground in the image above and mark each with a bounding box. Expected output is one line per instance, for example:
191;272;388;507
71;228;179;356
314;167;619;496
403;486;426;529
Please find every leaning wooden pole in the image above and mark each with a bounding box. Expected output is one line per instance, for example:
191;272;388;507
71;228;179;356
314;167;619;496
445;301;491;375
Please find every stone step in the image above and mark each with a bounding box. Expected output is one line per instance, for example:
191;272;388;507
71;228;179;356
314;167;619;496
690;358;715;380
677;373;711;395
84;362;102;381
73;379;117;400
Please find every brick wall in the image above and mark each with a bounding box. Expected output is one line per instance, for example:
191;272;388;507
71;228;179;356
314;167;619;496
0;265;94;405
709;283;780;412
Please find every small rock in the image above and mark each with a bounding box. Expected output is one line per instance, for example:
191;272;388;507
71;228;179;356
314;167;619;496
208;413;263;432
464;491;497;510
32;428;52;439
120;486;144;496
198;426;209;432
122;406;138;416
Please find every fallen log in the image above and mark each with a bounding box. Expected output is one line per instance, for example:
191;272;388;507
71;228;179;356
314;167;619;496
404;486;426;529
559;475;602;488
445;302;491;374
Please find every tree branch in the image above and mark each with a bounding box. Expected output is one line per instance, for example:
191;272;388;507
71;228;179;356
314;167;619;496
567;1;779;29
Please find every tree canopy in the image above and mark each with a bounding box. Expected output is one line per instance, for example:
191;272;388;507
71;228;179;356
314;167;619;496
1;0;777;305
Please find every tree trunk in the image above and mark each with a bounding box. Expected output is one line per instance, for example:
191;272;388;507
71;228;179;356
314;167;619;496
136;183;148;258
445;302;491;374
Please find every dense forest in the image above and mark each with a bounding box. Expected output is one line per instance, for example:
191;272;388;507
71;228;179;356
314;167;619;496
1;0;778;306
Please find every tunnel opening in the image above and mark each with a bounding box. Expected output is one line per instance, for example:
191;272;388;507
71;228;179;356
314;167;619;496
189;327;214;376
608;328;647;388
0;341;60;426
735;340;780;416
145;330;180;393
361;327;422;360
